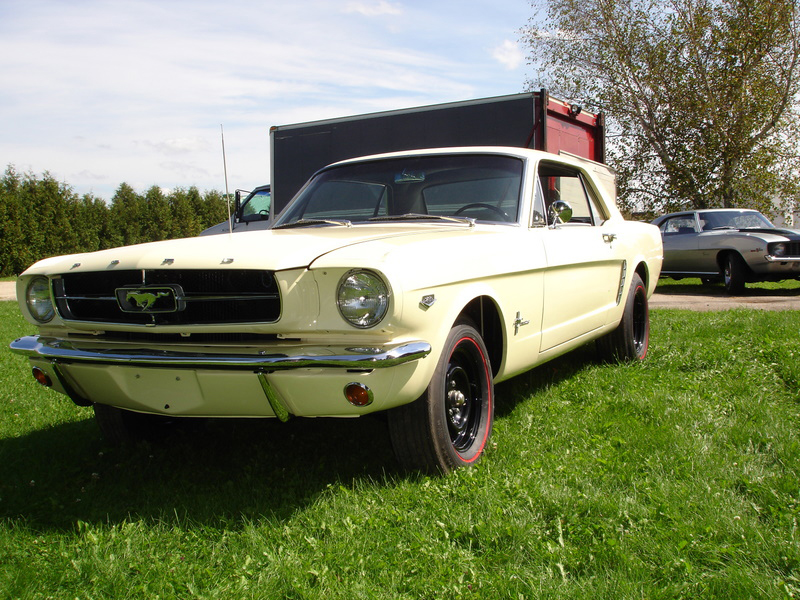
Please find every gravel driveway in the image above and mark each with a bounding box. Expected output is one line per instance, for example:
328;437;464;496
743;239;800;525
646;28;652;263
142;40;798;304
650;283;800;311
0;281;15;301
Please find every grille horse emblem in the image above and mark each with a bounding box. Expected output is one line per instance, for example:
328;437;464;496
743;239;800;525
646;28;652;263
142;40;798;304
126;291;169;311
115;285;182;314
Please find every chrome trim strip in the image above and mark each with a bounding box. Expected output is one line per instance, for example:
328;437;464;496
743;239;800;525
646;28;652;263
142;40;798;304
765;255;800;263
257;371;291;421
51;360;92;407
9;336;432;370
57;294;280;302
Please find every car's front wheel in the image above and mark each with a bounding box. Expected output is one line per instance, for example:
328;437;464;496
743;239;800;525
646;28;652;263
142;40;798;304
723;253;746;294
93;403;174;444
388;322;494;474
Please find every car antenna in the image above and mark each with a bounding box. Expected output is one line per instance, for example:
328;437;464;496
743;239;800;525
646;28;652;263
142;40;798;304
220;124;233;236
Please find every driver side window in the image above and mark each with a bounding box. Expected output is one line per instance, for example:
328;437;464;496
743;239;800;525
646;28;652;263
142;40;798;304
538;163;603;226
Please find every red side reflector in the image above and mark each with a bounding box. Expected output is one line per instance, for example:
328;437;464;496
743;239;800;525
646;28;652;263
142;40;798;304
344;382;373;407
32;367;52;387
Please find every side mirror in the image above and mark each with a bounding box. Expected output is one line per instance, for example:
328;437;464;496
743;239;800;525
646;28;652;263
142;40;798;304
549;200;573;225
234;190;242;221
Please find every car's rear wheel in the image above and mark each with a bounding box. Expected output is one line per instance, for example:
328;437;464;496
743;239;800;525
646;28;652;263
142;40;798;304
723;253;746;294
596;272;649;362
388;322;494;474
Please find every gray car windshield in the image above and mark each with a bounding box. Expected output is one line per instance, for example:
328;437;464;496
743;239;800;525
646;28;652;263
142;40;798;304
274;154;524;227
699;210;774;230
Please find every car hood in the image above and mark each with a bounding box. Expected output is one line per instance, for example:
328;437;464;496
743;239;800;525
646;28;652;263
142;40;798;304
737;227;800;240
21;224;489;276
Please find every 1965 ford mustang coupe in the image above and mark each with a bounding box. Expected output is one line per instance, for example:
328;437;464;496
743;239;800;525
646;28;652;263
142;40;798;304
10;147;662;473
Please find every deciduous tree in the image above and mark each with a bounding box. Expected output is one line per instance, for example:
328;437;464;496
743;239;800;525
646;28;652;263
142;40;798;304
523;0;800;216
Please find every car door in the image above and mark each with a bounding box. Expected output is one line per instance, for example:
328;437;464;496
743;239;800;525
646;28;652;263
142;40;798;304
537;162;622;352
658;214;702;273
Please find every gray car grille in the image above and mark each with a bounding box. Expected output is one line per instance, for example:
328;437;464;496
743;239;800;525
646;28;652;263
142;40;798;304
53;269;280;326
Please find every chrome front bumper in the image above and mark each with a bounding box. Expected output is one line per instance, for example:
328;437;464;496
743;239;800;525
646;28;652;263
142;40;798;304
10;335;432;421
765;255;800;263
9;335;431;370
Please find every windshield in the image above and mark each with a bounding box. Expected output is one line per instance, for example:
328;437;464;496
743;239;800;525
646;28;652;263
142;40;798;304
699;210;773;230
274;154;524;227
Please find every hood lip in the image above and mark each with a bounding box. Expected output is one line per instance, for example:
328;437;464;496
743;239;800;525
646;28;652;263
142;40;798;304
21;221;517;277
724;227;800;240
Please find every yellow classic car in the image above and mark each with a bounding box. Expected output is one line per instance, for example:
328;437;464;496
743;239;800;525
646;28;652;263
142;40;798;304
10;147;663;473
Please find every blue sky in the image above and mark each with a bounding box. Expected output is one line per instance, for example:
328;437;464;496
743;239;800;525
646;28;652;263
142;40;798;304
0;0;532;200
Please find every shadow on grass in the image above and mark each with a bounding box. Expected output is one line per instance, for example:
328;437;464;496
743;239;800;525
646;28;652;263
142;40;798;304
0;345;599;532
0;411;400;530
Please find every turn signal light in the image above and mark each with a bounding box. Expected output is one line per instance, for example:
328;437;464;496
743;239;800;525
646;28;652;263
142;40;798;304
31;366;52;387
344;382;373;407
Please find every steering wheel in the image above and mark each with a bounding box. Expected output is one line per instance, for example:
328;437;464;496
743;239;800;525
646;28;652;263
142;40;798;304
454;203;509;220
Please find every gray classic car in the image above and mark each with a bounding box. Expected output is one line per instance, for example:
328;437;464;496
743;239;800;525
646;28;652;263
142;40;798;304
652;209;800;293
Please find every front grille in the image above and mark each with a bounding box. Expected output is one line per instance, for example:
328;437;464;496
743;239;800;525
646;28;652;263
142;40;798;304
53;270;281;326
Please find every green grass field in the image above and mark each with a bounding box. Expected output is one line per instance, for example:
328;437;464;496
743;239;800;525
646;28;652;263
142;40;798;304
1;299;799;599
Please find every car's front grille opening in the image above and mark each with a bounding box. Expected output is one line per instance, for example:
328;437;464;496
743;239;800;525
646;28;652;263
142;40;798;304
53;269;281;326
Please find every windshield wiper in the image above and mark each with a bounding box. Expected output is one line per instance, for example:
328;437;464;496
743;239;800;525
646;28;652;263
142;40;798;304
273;218;352;230
368;213;476;227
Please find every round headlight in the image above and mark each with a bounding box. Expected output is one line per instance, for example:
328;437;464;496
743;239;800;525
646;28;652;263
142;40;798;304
772;243;787;256
337;270;390;329
25;276;55;323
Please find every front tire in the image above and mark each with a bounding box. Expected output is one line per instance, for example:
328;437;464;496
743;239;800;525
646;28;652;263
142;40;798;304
93;403;172;445
388;323;494;474
723;253;746;294
596;272;649;362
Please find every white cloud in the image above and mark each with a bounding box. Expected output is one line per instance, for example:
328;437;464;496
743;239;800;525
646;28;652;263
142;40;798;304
492;40;525;70
0;0;531;200
343;1;403;17
140;138;212;157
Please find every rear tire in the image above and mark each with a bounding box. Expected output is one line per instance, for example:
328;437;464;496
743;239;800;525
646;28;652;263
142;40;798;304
388;323;494;474
596;272;649;362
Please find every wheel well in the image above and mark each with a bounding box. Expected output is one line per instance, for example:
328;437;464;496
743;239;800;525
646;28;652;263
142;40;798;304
634;261;649;289
716;250;750;274
456;296;503;377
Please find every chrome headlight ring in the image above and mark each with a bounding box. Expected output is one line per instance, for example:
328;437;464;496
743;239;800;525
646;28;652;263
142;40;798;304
25;276;55;323
336;269;391;329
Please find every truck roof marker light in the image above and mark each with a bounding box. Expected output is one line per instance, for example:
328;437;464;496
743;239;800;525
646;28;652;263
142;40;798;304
344;382;373;407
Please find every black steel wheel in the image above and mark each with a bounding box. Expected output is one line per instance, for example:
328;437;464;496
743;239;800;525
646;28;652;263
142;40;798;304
389;323;494;474
596;272;650;362
93;403;176;445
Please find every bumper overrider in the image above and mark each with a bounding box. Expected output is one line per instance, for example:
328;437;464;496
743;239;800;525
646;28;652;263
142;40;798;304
9;335;432;421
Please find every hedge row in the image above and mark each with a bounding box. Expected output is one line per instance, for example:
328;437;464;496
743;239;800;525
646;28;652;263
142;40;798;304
0;166;230;277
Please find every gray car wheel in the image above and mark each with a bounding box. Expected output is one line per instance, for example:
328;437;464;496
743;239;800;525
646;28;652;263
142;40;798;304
723;253;746;294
